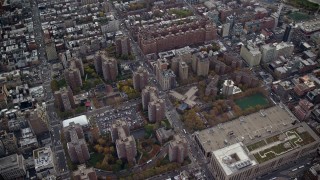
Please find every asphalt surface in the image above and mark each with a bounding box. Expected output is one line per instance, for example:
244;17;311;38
89;100;143;134
30;0;70;177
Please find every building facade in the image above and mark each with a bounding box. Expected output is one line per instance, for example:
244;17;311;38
64;67;82;91
138;19;217;54
148;98;165;123
169;134;188;163
179;61;188;80
141;86;158;110
54;86;75;111
260;44;276;64
133;66;148;91
65;123;90;164
159;69;176;91
111;119;137;163
240;43;262;67
110;119;130;143
115;35;131;56
102;57;118;82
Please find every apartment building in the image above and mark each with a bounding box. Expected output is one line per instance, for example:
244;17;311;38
169;134;188;163
64;67;82;91
111;119;137;163
110;119;130;143
179;61;188;80
65;123;90;164
159;69;176;91
141;86;158;110
54;86;75;111
115;35;131;56
148;98;165;123
133;66;148;91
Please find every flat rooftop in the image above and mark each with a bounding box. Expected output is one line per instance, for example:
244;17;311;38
33;147;54;170
213;142;257;176
62;115;89;128
247;123;318;163
195;105;296;153
0;154;21;169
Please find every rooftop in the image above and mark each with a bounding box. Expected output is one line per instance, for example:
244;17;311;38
247;123;317;163
213;142;257;176
0;154;22;170
33;147;54;170
195;105;296;153
62;115;89;128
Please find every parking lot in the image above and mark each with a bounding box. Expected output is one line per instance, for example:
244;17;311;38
90;104;144;134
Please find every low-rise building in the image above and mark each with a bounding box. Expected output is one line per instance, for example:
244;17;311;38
33;147;57;179
73;164;97;180
169;86;198;108
293;99;314;121
19;127;39;154
0;130;18;154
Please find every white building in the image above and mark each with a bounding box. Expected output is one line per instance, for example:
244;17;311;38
240;43;262;67
221;80;242;96
62;115;89;128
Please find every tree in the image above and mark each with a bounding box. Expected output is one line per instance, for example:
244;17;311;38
98;138;107;146
50;80;59;91
94;144;104;153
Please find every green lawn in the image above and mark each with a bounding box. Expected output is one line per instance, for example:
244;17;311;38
247;140;267;152
288;12;310;21
266;135;279;144
235;93;269;110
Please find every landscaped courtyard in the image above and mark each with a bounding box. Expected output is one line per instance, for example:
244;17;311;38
248;127;316;163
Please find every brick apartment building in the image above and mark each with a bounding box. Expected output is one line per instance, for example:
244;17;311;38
138;19;217;54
